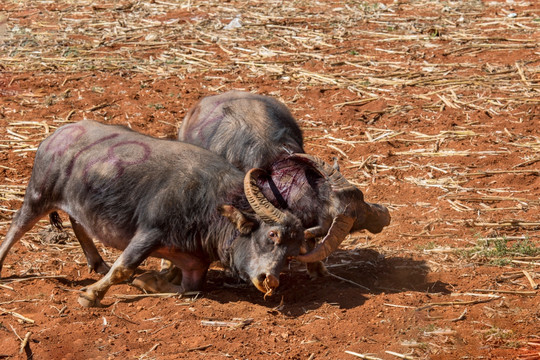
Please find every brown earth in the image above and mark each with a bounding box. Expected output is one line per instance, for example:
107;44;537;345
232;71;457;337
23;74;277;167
0;1;539;359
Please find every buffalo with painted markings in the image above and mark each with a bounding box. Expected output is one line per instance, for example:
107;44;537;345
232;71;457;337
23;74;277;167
0;119;305;306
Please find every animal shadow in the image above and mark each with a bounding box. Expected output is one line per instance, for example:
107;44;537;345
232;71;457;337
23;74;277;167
204;248;450;316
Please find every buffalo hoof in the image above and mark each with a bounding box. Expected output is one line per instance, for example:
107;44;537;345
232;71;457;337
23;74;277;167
306;261;328;279
90;260;111;275
78;290;102;308
159;260;183;285
164;266;183;285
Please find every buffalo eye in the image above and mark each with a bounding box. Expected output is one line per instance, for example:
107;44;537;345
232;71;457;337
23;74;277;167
268;230;281;244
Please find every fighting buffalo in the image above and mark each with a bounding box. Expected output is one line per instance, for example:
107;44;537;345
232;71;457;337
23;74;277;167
178;91;391;275
0;119;306;306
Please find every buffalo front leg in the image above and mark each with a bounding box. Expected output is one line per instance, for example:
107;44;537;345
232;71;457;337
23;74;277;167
302;225;330;278
70;216;110;275
131;255;208;294
131;258;183;293
131;270;185;294
130;259;182;294
161;259;183;285
78;230;159;307
78;254;132;308
304;225;328;240
131;259;184;294
304;238;328;279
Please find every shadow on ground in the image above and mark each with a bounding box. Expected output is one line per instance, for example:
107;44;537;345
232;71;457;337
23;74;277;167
202;248;450;317
0;247;449;315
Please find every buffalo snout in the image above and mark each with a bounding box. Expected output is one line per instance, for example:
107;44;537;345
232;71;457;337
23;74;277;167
252;273;280;297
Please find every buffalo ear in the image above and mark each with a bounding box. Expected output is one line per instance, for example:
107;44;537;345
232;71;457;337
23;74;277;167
218;205;256;234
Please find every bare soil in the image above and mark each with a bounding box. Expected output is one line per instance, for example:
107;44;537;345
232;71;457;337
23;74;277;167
0;1;539;359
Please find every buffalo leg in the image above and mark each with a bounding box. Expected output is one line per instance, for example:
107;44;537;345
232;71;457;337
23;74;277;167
0;203;51;276
306;261;328;278
131;257;208;294
131;259;184;294
131;270;185;294
177;264;208;292
303;226;329;278
161;259;183;285
78;230;160;307
69;216;110;275
305;238;328;279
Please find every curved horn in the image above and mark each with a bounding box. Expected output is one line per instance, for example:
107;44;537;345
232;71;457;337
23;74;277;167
295;214;354;263
288;153;354;191
288;153;359;260
244;168;287;224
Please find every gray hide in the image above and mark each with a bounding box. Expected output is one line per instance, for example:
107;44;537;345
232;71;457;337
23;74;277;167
0;120;305;306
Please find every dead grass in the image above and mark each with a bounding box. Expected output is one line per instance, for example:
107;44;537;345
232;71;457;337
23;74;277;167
0;0;539;359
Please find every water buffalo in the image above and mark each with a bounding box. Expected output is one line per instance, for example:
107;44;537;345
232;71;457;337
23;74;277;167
178;91;391;272
0;119;305;307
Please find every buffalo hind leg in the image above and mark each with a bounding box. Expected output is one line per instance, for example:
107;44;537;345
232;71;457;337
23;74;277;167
0;204;51;276
69;216;110;275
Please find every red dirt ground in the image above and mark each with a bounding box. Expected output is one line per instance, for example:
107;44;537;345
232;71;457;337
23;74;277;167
0;1;539;359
